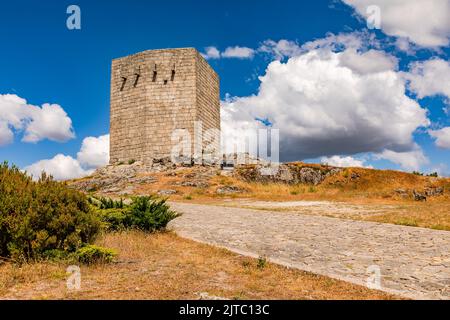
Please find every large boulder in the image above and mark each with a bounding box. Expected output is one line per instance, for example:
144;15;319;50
234;163;342;185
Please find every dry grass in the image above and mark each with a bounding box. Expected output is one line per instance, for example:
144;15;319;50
131;165;450;202
223;200;450;231
367;202;450;230
132;167;450;231
0;231;398;300
130;168;450;231
81;164;450;231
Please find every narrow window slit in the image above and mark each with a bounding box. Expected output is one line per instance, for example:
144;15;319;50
164;80;168;85
120;77;127;91
152;71;157;82
133;73;140;87
171;70;175;81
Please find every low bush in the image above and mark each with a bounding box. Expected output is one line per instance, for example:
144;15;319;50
89;197;124;209
92;196;179;232
0;163;179;263
257;256;267;270
98;209;128;231
75;245;116;264
0;162;101;261
127;196;179;232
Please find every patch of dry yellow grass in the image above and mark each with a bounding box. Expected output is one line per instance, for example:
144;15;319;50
78;163;450;231
0;231;397;300
367;202;450;230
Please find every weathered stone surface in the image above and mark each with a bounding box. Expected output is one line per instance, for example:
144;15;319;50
180;181;210;188
169;202;450;300
235;163;342;185
216;186;244;195
425;186;444;197
394;187;445;200
158;189;178;196
413;190;427;202
395;189;410;199
70;162;156;194
110;48;220;166
351;172;361;180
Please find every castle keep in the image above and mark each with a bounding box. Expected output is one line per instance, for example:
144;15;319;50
109;48;220;165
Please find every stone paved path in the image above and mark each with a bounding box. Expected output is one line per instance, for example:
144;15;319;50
169;202;450;300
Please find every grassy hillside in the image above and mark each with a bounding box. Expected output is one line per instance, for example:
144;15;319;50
128;163;450;203
69;162;450;231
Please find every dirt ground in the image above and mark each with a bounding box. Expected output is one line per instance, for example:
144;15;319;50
199;199;450;231
0;231;398;300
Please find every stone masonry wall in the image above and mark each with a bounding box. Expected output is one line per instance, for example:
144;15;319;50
195;51;221;162
110;48;220;165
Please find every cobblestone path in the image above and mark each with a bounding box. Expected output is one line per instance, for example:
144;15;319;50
169;202;450;300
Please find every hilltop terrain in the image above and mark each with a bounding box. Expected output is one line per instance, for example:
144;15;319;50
70;159;449;202
69;160;450;231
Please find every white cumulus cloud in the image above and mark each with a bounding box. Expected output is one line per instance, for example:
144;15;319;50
403;59;450;100
77;134;110;169
258;39;303;60
24;134;110;181
338;49;398;75
342;0;450;48
0;94;75;146
222;46;255;59
202;46;256;60
320;155;372;168
375;147;429;171
24;154;90;181
221;47;429;161
201;46;221;60
429;127;450;149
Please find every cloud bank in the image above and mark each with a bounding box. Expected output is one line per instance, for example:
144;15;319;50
25;134;110;181
404;59;450;100
342;0;450;48
429;127;450;149
202;46;255;59
0;94;75;146
375;147;429;171
320;155;372;168
221;46;429;162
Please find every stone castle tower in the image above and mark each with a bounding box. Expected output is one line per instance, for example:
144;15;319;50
109;48;220;165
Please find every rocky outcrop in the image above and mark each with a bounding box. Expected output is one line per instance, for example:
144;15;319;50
216;186;245;195
234;163;342;186
70;160;218;195
395;189;409;199
425;186;444;197
178;181;210;188
157;189;178;196
394;186;445;201
413;190;427;202
70;161;157;194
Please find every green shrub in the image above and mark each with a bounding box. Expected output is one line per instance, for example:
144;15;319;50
0;162;101;261
98;208;127;231
257;256;267;270
41;249;70;262
97;197;124;209
91;196;180;232
75;245;116;264
125;196;179;232
128;159;136;165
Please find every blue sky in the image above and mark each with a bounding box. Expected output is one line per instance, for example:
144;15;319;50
0;0;449;178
